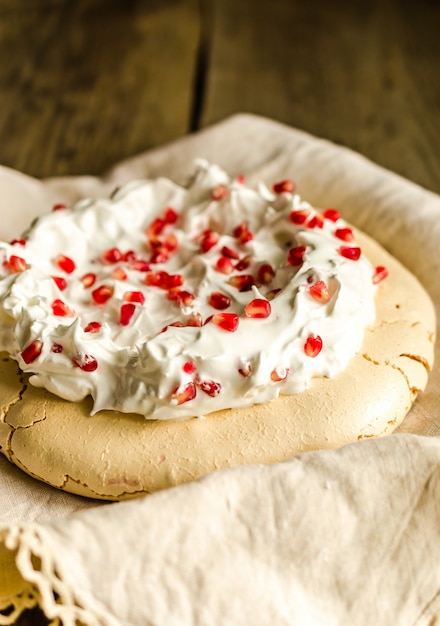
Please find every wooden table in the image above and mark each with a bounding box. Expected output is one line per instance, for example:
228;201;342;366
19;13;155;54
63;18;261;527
0;0;438;623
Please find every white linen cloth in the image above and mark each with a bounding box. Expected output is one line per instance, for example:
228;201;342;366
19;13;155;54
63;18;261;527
0;114;439;625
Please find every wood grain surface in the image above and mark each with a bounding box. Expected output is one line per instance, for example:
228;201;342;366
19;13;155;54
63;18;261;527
0;0;438;623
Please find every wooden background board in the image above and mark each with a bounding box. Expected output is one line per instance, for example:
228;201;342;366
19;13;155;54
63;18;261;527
0;0;438;623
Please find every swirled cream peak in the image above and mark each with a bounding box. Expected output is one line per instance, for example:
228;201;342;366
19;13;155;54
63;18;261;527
0;161;385;420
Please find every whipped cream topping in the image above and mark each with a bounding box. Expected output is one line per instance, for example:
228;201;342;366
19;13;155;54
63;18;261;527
0;161;381;420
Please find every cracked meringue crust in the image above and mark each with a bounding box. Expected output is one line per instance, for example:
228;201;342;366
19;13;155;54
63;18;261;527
0;229;436;500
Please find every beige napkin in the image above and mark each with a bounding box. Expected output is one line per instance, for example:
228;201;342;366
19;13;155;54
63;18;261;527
1;114;440;625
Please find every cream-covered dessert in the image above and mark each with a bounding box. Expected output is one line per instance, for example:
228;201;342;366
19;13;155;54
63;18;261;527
0;161;385;420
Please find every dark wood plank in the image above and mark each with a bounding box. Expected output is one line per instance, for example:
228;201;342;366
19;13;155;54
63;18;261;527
0;0;201;177
201;0;440;193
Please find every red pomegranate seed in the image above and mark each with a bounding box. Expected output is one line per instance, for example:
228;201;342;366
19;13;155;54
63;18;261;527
149;247;170;264
112;266;128;281
101;247;122;264
84;321;102;333
339;246;361;261
187;312;202;327
215;256;234;274
171;381;197;405
164;207;179;224
120;302;136;326
199;229;219;253
52;276;67;291
211;184;228;201
270;367;289;382
52;203;67;211
6;255;27;273
174;290;195;306
81;272;96;288
183;361;197;375
322;208;341;222
233;221;253;244
208;292;231;310
372;265;389;284
307;215;324;229
335;227;354;242
257;263;275;285
272;179;296;194
212;312;239;332
130;259;151;272
21;339;43;364
289;209;310;225
162;233;178;252
198;379;222;397
145;271;183;290
10;238;27;246
308;280;331;304
221;246;240;260
287;245;306;266
72;353;98;372
244;298;271;318
55;254;76;274
227;274;255;292
304;335;323;358
238;363;252;377
122;249;138;262
51;299;75;317
146;217;166;238
92;284;114;304
51;343;63;353
235;255;252;271
123;290;145;304
236;174;246;184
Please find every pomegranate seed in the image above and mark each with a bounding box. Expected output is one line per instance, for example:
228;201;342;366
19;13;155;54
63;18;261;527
171;381;197;405
208;292;231;310
123;290;145;304
183;361;197;375
212;312;239;332
198;379;222;397
6;255;26;273
51;343;63;353
270;367;289;382
72;354;98;372
372;265;389;284
199;229;219;253
81;272;96;288
162;233;178;252
238;363;252;377
146;217;166;238
244;298;271;318
112;266;128;281
55;254;76;274
304;335;323;358
10;238;26;246
221;246;240;260
266;288;282;300
52;276;67;291
122;250;138;262
215;256;234;274
334;227;354;242
52;203;67;211
21;339;43;364
84;321;102;333
307;215;324;229
164;207;179;224
130;259;151;272
92;284;114;304
227;274;255;292
339;246;361;261
173;290;195;306
236;174;246;184
211;184;228;201
102;247;122;264
287;246;306;266
257;263;275;285
289;209;310;225
120;302;136;326
187;312;203;327
51;299;75;317
322;208;341;222
149;248;170;264
308;280;331;304
145;271;183;290
272;179;296;194
232;221;253;244
235;255;252;271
